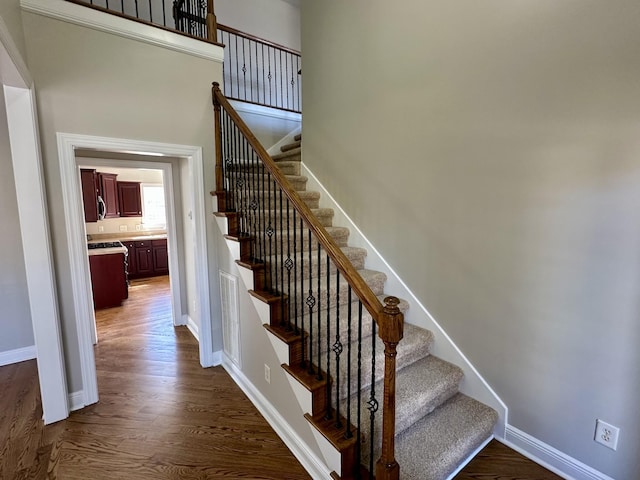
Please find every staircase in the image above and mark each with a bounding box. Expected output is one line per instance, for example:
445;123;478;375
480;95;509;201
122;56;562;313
212;85;498;479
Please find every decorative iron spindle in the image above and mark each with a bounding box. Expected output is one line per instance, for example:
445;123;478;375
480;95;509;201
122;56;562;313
325;253;332;420
345;287;353;439
368;320;378;476
316;244;322;381
334;270;343;429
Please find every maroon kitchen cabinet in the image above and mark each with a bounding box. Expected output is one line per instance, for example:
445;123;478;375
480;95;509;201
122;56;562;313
126;238;169;279
117;181;142;217
152;239;169;274
88;253;127;309
80;169;99;222
134;240;154;277
99;173;119;218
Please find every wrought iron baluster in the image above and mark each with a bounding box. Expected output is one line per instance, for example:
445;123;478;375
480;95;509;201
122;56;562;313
278;188;284;325
334;270;343;429
285;199;293;331
299;216;305;367
265;174;273;292
306;228;314;375
368;318;378;476
148;0;152;23
241;37;247;102
357;301;363;474
325;253;332;420
345;287;353;439
293;210;299;334
316;243;322;381
161;0;166;26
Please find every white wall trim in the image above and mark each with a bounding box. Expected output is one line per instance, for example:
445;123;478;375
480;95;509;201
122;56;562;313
57;133;215;408
20;0;224;63
68;390;85;411
0;16;32;87
211;350;222;366
5;86;69;425
186;315;199;341
229;99;302;122
503;426;616;480
301;162;508;436
0;345;36;366
221;354;332;479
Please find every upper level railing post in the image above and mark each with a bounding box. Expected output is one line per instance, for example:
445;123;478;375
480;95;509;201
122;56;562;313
206;0;217;42
375;296;404;480
212;82;227;212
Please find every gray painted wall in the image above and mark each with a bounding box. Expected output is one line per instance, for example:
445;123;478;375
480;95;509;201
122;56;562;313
21;10;223;392
0;87;34;355
301;1;640;478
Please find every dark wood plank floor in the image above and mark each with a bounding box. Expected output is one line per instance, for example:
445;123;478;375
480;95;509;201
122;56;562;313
1;275;310;479
1;275;564;480
455;439;562;479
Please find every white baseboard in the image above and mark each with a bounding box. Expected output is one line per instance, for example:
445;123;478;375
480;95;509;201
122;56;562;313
0;345;36;366
503;425;615;480
221;354;331;479
186;315;199;341
211;350;222;366
68;390;85;411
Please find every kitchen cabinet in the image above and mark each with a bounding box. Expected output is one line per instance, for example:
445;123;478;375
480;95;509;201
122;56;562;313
125;238;168;278
99;173;119;218
117;181;142;217
135;241;154;276
80;169;99;222
88;253;128;309
152;239;169;274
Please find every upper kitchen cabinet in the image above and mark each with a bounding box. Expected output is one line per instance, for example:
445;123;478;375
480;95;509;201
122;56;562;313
81;169;99;222
117;181;142;217
99;173;119;218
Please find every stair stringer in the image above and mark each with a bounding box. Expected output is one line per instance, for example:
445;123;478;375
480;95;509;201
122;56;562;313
214;210;345;477
301;162;509;439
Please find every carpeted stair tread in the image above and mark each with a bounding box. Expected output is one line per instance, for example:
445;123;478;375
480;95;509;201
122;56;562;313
395;393;498;480
238;173;308;191
273;147;301;162
287;269;387;313
339;355;463;457
261;207;334;227
280;140;301;152
251;190;320;209
251;225;350;251
310;295;410;354
329;324;433;403
265;246;368;282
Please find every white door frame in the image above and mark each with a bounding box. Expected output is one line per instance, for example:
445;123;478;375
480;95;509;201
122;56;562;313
77;158;185;343
57;133;214;408
2;15;69;424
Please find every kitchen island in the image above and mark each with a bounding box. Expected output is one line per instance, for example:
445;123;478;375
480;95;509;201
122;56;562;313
87;242;128;309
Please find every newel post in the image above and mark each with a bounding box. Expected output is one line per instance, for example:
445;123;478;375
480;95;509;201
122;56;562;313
212;82;227;212
206;0;218;43
375;296;404;480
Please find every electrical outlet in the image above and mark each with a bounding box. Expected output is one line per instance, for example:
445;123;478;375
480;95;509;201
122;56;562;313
98;226;104;232
594;419;620;450
119;225;127;232
264;364;271;384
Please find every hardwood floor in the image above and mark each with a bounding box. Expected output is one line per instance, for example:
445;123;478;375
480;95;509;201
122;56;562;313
455;439;562;480
1;275;564;480
1;275;310;479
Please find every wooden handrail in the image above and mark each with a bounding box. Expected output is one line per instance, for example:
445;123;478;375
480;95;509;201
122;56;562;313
212;82;382;321
217;23;301;56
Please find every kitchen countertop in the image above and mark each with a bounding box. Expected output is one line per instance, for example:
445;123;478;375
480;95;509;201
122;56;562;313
87;245;128;257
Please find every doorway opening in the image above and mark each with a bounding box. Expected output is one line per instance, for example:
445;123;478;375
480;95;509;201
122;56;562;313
58;133;214;410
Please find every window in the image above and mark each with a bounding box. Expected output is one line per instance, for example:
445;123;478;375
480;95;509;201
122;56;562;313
141;184;166;228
